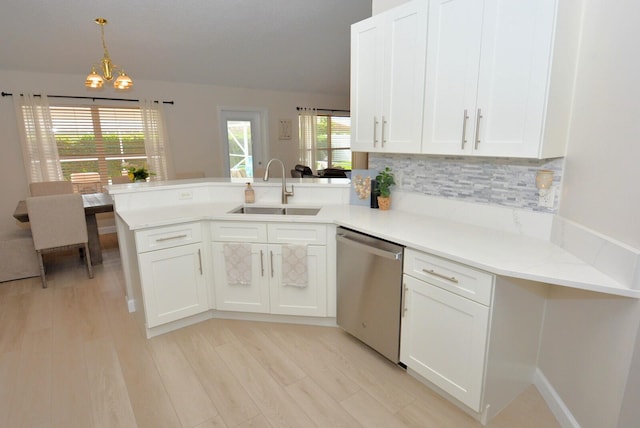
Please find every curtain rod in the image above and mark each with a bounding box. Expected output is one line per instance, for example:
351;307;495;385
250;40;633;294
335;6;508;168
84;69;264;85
1;91;174;105
296;106;350;114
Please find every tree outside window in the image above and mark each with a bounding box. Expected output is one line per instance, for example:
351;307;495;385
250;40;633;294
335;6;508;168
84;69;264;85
312;114;352;171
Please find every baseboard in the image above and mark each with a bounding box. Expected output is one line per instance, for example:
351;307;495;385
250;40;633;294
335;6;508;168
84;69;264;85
533;368;581;428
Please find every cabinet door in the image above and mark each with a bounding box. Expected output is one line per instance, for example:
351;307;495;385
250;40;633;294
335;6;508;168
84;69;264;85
381;0;428;153
422;0;484;154
350;14;384;151
351;0;427;154
473;0;556;157
269;245;327;317
138;243;208;328
400;275;489;411
212;242;270;313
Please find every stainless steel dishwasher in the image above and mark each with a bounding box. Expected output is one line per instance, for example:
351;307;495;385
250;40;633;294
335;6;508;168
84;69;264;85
336;227;404;363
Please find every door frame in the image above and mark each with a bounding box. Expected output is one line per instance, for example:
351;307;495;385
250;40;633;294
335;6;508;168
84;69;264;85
218;107;268;178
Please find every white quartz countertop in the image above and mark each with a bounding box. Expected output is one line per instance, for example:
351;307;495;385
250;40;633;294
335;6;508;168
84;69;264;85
116;200;640;299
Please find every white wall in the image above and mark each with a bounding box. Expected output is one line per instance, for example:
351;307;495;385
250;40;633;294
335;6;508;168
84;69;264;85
558;1;640;250
0;69;348;239
539;1;640;427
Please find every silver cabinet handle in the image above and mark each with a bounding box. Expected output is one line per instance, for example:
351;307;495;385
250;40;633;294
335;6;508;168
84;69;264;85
156;234;187;242
474;108;483;149
197;249;202;275
402;284;408;317
373;116;379;147
461;109;469;149
270;250;274;278
422;268;459;284
260;250;264;277
381;116;387;147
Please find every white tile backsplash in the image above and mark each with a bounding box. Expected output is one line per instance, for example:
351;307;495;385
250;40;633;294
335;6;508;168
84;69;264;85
369;153;564;213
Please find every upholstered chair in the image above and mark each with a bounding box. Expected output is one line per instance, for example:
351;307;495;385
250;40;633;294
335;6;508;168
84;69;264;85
26;194;93;288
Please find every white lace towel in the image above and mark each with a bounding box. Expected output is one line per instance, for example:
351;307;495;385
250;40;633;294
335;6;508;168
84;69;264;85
281;244;308;287
223;243;252;285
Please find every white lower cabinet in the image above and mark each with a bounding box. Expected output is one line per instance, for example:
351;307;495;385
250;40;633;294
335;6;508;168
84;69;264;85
400;248;493;412
268;244;327;316
401;274;489;411
211;242;270;313
136;222;208;328
400;248;549;422
211;221;327;317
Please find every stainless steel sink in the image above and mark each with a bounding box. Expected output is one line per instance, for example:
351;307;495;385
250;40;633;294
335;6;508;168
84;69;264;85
284;207;321;216
228;206;320;216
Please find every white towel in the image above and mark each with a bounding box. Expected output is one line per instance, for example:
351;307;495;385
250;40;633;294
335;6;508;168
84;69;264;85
222;243;252;285
281;244;308;287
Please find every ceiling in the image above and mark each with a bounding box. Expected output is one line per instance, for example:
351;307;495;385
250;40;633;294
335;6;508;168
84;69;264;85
0;0;371;95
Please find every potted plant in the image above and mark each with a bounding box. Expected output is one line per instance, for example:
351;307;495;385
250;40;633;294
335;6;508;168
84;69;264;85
376;166;395;210
127;165;152;182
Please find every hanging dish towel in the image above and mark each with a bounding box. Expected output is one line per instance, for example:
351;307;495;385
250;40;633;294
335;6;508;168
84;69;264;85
223;243;252;285
281;244;308;287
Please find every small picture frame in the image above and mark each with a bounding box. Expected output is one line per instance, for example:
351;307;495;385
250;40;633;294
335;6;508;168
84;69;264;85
278;119;292;140
349;169;377;206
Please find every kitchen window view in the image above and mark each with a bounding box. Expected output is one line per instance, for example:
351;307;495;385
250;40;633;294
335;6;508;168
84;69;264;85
49;105;148;187
301;113;352;172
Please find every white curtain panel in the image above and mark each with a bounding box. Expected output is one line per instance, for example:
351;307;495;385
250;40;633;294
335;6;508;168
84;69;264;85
298;107;317;170
140;99;172;181
14;94;64;183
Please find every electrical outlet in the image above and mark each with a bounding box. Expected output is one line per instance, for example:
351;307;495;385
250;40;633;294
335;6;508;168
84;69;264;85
538;186;555;208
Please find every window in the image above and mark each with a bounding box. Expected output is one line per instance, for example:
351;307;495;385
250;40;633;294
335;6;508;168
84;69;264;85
300;113;351;171
220;108;266;178
50;105;148;186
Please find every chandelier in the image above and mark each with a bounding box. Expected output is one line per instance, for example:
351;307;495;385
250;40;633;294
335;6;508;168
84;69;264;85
85;18;133;90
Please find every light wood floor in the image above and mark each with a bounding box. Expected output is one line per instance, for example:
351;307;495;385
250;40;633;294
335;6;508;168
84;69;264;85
0;233;560;428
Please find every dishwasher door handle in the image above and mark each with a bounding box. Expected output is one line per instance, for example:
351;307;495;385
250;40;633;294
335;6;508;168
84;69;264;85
336;234;402;260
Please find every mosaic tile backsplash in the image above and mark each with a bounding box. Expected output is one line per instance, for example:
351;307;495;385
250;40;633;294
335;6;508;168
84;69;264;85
368;153;564;213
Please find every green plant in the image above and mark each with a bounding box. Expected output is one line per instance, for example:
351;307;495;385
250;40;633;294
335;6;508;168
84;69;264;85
376;167;395;198
127;165;151;181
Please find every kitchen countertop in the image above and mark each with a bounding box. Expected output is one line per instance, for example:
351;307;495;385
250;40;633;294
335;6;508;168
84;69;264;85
116;200;640;299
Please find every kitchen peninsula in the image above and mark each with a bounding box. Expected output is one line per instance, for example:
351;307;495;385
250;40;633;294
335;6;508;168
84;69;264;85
109;178;639;424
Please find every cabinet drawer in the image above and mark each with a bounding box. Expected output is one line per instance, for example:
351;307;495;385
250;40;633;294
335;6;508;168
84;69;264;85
211;221;267;242
267;223;327;245
404;248;494;306
136;222;202;253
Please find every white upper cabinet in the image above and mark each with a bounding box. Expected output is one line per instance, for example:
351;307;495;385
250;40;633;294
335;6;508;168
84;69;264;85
351;0;427;153
422;0;580;158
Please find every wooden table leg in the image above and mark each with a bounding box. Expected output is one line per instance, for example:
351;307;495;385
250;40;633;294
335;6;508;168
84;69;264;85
85;213;102;265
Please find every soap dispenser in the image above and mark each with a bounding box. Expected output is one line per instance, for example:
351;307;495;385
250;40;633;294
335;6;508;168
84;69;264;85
244;182;255;203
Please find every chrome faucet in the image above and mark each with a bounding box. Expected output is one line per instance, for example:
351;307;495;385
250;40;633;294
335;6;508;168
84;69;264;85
263;158;294;204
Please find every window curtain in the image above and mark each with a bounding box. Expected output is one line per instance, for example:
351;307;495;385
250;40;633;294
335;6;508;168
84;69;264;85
14;94;64;183
298;107;317;170
140;99;172;181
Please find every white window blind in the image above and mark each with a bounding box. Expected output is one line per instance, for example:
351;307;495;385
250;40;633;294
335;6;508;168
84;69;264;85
301;113;352;171
49;105;148;184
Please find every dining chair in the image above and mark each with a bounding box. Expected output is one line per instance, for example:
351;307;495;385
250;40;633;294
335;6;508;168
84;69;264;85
111;175;131;184
29;180;73;196
26;194;93;288
70;172;102;194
